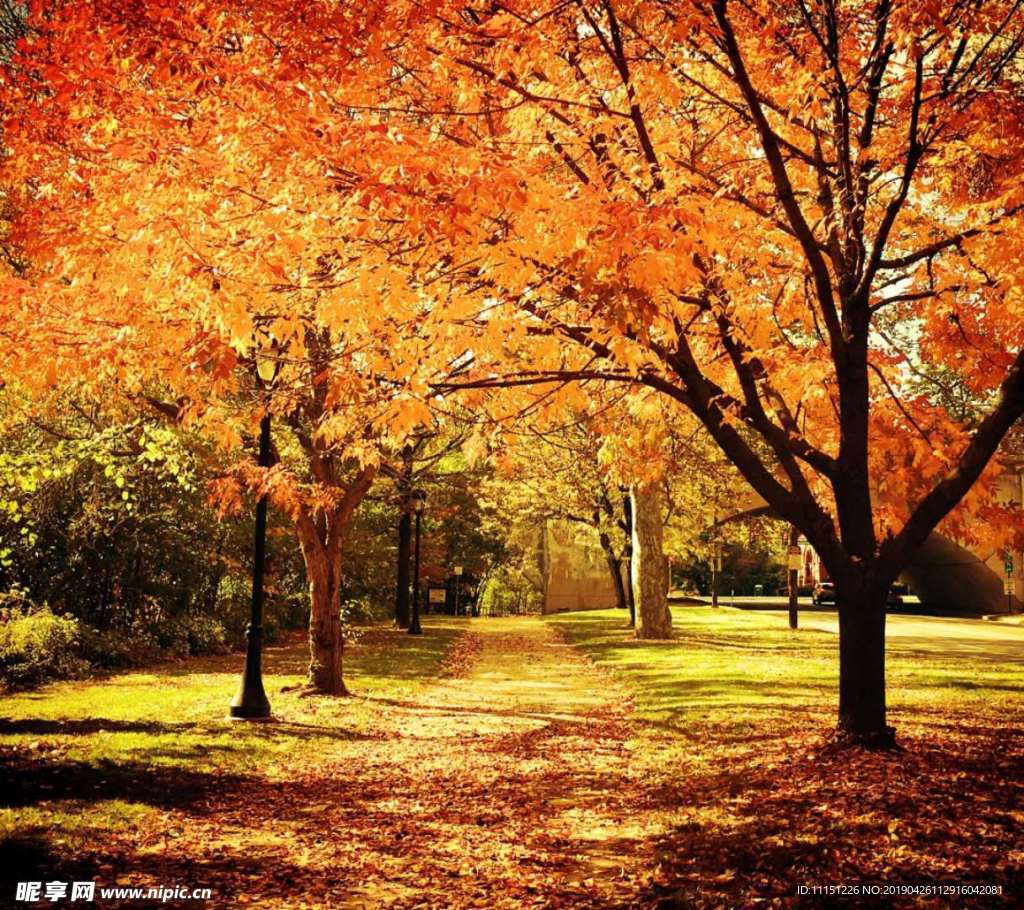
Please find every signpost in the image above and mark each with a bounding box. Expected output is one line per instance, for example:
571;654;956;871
454;565;464;616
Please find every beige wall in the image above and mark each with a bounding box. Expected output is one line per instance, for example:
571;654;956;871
541;521;619;614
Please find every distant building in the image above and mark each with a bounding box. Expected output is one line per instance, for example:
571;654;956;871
538;521;619;614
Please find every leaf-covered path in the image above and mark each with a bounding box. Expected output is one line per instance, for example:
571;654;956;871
276;616;669;909
299;616;664;909
85;617;670;909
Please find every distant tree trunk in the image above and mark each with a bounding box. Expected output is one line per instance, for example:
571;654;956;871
395;507;412;628
599;530;627;610
788;524;799;630
394;446;414;628
204;528;228;614
630;483;672;640
622;493;636;627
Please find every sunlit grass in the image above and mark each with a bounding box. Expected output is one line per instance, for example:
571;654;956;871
0;618;464;868
546;606;1023;732
546;606;1023;904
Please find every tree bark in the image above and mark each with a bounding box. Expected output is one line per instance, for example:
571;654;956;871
395;507;412;629
630;483;672;640
599;530;627;611
835;575;894;748
292;464;376;696
296;514;348;695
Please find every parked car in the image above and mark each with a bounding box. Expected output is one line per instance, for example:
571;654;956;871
812;582;835;605
812;581;909;610
886;583;909;612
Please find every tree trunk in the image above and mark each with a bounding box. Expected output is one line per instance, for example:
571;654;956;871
836;576;893;748
788;524;799;630
395;508;412;628
303;533;348;695
599;531;627;610
630;484;672;640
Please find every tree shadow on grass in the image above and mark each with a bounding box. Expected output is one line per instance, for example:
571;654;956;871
634;727;1024;909
0;718;202;736
0;716;378;744
0;751;252;811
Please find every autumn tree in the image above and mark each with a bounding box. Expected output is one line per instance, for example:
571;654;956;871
7;1;1024;742
0;1;440;695
352;0;1024;745
486;417;632;611
470;382;744;635
382;426;472;629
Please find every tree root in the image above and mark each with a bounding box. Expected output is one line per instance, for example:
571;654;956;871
280;682;352;697
825;724;901;753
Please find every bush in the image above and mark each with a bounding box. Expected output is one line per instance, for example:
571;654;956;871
0;605;91;690
179;612;229;656
0;588;233;690
77;623;158;670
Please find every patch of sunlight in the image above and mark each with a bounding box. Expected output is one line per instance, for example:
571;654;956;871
547;606;1023;736
1;799;158;846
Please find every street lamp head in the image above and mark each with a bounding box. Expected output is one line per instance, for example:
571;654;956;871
256;353;278;383
411;488;427;514
454;565;463;577
254;331;282;385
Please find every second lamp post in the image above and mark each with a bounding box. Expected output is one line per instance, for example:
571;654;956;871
408;489;426;635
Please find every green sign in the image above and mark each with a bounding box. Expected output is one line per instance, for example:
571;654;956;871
1006;552;1015;577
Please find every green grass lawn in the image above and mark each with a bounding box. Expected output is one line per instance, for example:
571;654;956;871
546;606;1024;906
546;606;1023;731
0;619;463;879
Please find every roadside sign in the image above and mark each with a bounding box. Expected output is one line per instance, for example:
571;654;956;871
1005;552;1015;576
787;545;802;571
1005;580;1015;596
428;587;446;604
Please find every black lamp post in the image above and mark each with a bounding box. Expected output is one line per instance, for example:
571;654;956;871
408;489;426;635
711;539;723;609
229;349;277;720
453;564;463;616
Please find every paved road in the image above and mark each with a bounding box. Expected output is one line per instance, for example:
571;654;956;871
758;609;1024;663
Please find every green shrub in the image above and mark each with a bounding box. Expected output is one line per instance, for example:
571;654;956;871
179;612;229;656
0;605;91;690
77;623;157;670
0;590;233;690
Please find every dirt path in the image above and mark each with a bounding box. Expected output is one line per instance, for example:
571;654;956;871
328;616;664;909
193;616;671;909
